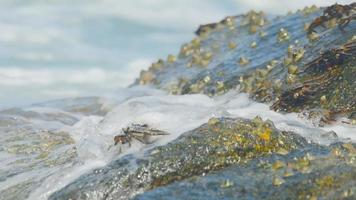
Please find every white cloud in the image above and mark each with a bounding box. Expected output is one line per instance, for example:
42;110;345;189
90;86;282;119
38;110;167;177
234;0;354;14
78;0;355;30
0;67;140;86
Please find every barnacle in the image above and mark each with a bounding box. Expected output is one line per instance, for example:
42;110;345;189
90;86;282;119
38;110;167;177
250;41;257;48
139;70;156;85
288;65;299;74
259;31;267;38
239;57;250;66
228;41;237;49
150;59;165;70
243;10;267;34
167;54;177;63
273;177;285;186
278;28;290;43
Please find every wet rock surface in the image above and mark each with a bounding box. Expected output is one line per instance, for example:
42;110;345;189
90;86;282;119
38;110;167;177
133;3;356;123
136;142;356;200
0;107;79;200
51;117;315;199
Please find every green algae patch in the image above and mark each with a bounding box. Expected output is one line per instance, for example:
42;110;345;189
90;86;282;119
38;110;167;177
50;117;311;200
147;117;307;188
136;143;356;200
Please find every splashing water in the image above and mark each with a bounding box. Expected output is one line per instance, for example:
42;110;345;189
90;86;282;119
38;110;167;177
0;86;353;199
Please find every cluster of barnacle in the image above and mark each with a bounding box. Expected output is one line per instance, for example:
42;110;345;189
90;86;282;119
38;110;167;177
138;70;156;85
299;5;319;16
186;75;212;94
240;10;267;34
283;44;305;84
138;58;167;85
277;28;290;43
179;37;214;68
196;10;267;37
138;37;210;86
181;74;229;96
307;3;355;35
272;41;355;123
137;10;268;89
239;60;279;102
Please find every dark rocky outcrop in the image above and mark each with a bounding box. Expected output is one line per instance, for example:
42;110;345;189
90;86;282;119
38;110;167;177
133;3;355;124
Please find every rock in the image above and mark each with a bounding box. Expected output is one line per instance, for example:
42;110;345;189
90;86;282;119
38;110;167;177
50;117;311;199
132;3;356;122
136;143;356;200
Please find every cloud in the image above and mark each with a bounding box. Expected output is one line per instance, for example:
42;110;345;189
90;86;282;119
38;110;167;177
79;0;355;31
0;67;140;87
234;0;354;14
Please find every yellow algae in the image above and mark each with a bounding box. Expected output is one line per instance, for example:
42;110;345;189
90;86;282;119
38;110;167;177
315;176;334;188
259;127;271;142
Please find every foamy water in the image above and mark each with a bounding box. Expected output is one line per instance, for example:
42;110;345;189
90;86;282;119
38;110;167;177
0;86;346;199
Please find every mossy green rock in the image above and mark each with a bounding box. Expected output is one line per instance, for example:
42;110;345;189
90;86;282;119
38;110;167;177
137;143;356;200
50;117;311;199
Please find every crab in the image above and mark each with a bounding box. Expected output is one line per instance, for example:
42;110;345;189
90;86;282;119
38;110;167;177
307;3;355;34
114;124;169;147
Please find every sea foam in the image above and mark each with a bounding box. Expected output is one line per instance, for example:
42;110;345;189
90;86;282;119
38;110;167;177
23;86;355;199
